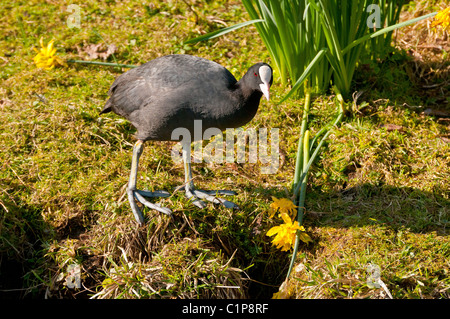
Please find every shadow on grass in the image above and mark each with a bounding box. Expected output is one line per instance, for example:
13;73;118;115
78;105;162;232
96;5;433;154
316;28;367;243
251;182;449;297
0;192;99;299
0;196;49;299
306;183;449;235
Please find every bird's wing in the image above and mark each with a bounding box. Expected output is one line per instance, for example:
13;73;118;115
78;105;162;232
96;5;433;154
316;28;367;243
103;73;155;117
102;55;237;118
103;58;196;116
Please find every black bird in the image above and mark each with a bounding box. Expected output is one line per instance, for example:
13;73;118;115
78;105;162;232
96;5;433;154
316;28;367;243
101;54;273;225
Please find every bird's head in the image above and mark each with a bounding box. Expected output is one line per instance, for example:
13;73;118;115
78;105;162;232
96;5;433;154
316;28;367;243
246;63;273;101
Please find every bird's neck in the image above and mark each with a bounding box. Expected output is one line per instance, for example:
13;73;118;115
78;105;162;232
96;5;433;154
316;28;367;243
235;75;261;101
225;80;262;127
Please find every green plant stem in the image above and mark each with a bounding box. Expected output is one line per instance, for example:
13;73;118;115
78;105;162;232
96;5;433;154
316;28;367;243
292;90;311;195
291;110;343;199
298;129;310;226
66;59;137;68
286;129;310;280
286;88;345;280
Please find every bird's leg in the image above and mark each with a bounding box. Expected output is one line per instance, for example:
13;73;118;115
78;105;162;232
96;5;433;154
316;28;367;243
127;140;172;225
181;142;239;210
182;142;206;209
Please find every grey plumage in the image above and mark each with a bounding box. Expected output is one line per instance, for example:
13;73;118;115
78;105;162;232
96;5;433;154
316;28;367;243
101;54;272;141
101;54;273;224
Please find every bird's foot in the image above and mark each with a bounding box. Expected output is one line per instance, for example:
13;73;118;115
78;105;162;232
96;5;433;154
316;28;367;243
128;189;172;225
184;187;239;210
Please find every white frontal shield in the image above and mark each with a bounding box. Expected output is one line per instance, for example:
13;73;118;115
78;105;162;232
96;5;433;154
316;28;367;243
258;65;272;101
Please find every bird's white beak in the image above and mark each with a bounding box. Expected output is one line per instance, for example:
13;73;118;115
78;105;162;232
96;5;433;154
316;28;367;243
259;83;270;101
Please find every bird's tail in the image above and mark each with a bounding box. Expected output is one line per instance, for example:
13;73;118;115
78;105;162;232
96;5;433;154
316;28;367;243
100;99;112;114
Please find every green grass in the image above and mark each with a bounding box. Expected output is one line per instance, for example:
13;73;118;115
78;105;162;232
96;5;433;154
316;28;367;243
0;0;448;299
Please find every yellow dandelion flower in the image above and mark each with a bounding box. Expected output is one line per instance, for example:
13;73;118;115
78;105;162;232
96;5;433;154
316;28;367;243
431;7;450;33
269;197;298;219
33;37;66;70
266;213;302;251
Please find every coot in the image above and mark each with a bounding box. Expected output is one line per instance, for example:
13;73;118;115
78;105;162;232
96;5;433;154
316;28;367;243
102;54;272;224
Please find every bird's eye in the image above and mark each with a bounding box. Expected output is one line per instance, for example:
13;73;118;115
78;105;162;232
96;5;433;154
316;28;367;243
254;72;258;77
